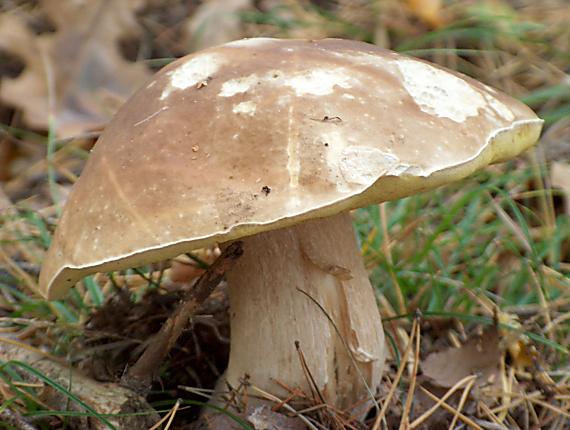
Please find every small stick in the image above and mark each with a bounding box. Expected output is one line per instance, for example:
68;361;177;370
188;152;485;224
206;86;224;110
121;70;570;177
418;385;484;430
372;316;419;430
399;312;422;430
449;376;477;430
295;340;326;405
121;241;243;394
409;375;478;429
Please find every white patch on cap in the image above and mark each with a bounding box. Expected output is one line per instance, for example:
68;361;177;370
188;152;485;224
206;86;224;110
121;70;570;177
339;146;401;185
219;75;259;97
225;38;276;48
161;53;224;100
483;93;515;121
232;100;256;115
284;69;353;96
220;68;353;99
396;59;486;122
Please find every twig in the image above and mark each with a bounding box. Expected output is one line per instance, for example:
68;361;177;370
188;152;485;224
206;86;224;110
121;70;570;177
417;385;484;430
410;375;477;429
148;398;181;430
478;402;512;430
292;342;353;428
272;379;309;410
399;313;421;429
250;385;321;430
177;385;215;400
527;398;570;419
295;340;326;405
372;316;419;430
121;241;243;394
449;376;476;429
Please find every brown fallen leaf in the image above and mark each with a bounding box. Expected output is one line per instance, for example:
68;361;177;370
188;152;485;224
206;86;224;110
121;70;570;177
247;405;307;430
0;0;151;137
421;326;501;388
497;312;538;374
201;404;306;430
406;0;445;28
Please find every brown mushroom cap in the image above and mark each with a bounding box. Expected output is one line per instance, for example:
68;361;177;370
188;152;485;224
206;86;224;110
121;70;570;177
39;38;542;299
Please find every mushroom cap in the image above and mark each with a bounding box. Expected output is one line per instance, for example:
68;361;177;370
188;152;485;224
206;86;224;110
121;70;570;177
39;38;543;299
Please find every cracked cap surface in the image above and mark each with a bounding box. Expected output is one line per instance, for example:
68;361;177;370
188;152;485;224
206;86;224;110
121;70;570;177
40;38;543;299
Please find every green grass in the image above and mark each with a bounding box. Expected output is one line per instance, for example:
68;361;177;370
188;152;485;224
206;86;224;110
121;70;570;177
355;163;568;346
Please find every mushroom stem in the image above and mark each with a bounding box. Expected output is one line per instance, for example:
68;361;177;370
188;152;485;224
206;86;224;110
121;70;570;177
224;212;386;413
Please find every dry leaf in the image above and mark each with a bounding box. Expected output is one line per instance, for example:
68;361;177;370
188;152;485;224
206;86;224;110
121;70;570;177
184;0;252;51
406;0;445;28
247;405;306;430
422;326;501;388
0;0;151;137
201;404;306;430
497;312;537;373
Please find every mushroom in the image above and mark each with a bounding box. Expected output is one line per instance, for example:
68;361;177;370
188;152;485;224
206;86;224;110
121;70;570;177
39;39;542;414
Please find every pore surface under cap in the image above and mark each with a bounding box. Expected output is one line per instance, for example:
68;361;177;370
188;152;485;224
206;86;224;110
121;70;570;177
40;38;543;299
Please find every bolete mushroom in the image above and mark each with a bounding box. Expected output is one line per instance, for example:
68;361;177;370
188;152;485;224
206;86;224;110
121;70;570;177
39;39;542;414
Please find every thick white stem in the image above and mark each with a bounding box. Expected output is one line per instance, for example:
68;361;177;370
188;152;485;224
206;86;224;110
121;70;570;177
224;212;386;413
